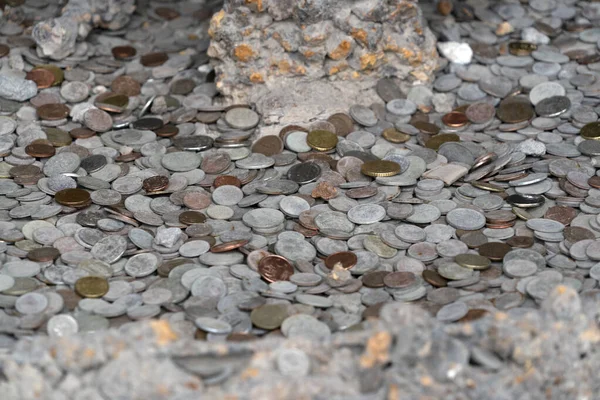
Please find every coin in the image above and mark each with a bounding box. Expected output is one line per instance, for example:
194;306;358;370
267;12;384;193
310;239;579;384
455;254;491;270
360;160;401;177
382;128;410;143
142;176;169;192
140;52;168;67
74;276;109;298
324;251;357;269
306;130;338;151
251;135;284;156
441;111;469;127
211;239;249;253
25;142;55;158
580;122;600;140
36;103;70;120
258;255;294;282
55;189;91;208
25;69;55;89
111;45;137;59
27;247;60;262
508;41;537;56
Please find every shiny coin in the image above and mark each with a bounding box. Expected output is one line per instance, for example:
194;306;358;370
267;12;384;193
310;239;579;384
361;160;401;177
74;276;109;298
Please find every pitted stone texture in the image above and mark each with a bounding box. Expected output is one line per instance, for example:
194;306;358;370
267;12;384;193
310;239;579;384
208;0;438;109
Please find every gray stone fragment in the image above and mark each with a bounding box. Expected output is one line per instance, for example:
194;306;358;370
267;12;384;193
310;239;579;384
0;75;37;102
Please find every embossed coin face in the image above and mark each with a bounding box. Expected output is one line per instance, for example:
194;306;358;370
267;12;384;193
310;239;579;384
36;103;70;120
361;160;401;177
74;276;109;298
25;142;55;158
306;130;338;151
324;251;357;269
258;255;294;282
25;69;55;89
143;176;169;192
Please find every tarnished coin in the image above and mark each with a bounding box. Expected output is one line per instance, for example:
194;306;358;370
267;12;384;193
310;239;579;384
258;255;294;282
74;276;109;298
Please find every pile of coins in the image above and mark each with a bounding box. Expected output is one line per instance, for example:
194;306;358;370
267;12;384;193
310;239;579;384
2;0;600;351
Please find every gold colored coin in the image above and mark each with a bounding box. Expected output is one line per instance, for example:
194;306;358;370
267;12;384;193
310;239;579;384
45;128;72;147
471;181;505;192
508;41;537;56
455;254;491;270
382;128;410;143
33;64;64;86
425;133;460;150
306;130;338;151
512;207;532;221
580;122;600;140
75;276;109;298
55;189;91;207
360;160;401;177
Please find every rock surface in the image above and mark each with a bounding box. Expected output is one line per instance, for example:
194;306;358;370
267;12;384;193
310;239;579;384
208;0;438;126
1;286;599;399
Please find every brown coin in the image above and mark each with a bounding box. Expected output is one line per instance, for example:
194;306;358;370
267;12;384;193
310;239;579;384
0;44;10;57
211;239;249;253
115;152;142;162
441;111;469;127
33;65;63;86
227;332;259;342
251;135;284;156
279;124;308;139
485;210;516;223
258;255;294;282
9;164;41;178
214;175;241;188
25;142;55;158
346;186;377;199
55;189;91;207
311;181;337;200
201;153;231;174
589;176;600;189
37;103;70;120
27;247;60;262
412;121;440;134
143;175;169;192
544;206;577;226
327;113;354;136
154;124;179;138
293;223;319;238
179;211;207;225
95;92;129;112
383;271;416;288
140;52;168;67
111;75;141;97
423;269;448;287
183;192;211;209
458;309;489;323
460;231;488;248
324;251;357;269
155;7;180;20
112;45;137;60
563;226;595;243
362;271;390;288
496;97;534;123
69;127;96;139
477;242;511;261
56;289;82;311
362;302;385;319
25;69;54;89
158;258;190;277
506;236;534;248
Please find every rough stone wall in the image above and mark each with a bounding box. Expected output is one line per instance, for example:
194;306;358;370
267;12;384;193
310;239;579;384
208;0;438;106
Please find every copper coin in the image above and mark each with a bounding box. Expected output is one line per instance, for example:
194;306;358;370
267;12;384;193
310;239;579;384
155;7;180;20
95;92;129;112
423;270;447;287
0;44;9;57
506;236;534;248
477;242;512;261
324;251;357;269
441;111;469;127
142;176;169;192
211;239;249;253
25;69;54;89
55;189;91;207
588;176;600;189
154;124;179;138
412;121;440;134
485;210;516;224
327;113;354;136
346;186;378;199
213;175;241;188
9;164;41;178
383;271;416;288
362;271;390;288
68;127;95;139
178;211;207;225
293;223;319;238
544;206;577;226
25;142;55;158
27;247;60;262
37;103;70;120
362;302;385;319
111;45;137;59
563;226;595;243
251;135;284;156
111;75;141;97
115;152;142;162
279;124;308;139
458;309;489;323
258;255;294;282
140;52;168;67
183;192;211;210
201;153;231;174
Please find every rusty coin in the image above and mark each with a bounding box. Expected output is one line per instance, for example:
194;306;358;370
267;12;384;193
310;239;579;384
111;75;141;97
544;206;577;226
258;255;294;282
383;271;417;288
213;175;242;188
251;135;284;156
324;251;357;269
25;142;55;158
563;226;595;243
